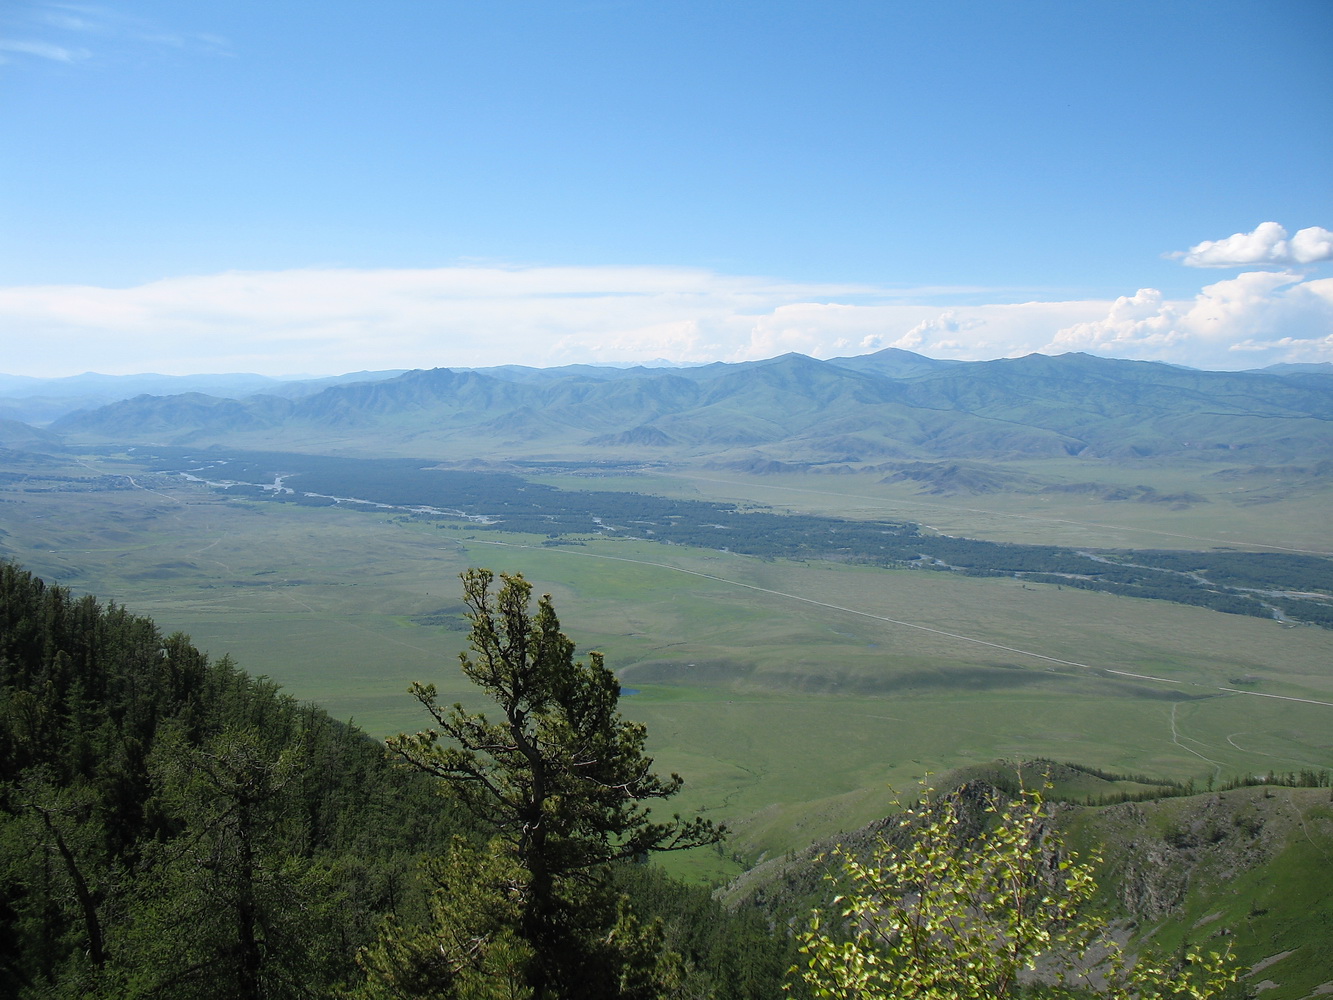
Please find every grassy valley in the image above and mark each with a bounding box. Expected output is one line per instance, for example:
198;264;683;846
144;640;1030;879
2;352;1332;996
1;449;1329;867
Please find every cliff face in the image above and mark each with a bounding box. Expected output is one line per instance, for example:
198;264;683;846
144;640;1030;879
1081;786;1333;1000
1089;792;1282;920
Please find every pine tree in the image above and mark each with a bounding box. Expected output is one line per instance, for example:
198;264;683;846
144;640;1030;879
365;568;722;999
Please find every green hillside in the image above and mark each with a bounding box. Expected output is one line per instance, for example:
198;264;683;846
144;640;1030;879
45;351;1333;465
724;763;1333;1000
0;562;798;999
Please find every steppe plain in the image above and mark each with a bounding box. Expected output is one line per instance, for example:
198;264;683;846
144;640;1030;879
4;441;1329;879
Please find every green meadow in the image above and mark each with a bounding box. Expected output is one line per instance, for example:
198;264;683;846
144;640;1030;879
547;458;1333;554
2;453;1330;875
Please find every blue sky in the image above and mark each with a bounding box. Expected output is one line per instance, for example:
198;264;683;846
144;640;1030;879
2;0;1331;376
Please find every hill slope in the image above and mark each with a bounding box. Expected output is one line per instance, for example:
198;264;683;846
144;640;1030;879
723;765;1333;1000
48;351;1333;465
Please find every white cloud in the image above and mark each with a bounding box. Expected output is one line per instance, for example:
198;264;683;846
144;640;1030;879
881;309;986;352
1048;272;1333;368
0;4;231;66
0;38;89;61
0;267;893;376
37;10;100;33
0;264;1328;377
1290;227;1333;265
1170;222;1333;268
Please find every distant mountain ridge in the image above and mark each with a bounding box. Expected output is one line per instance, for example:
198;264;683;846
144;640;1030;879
38;350;1333;465
0;369;409;425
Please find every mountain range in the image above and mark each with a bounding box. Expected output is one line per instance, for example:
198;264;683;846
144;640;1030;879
14;350;1333;467
0;369;410;426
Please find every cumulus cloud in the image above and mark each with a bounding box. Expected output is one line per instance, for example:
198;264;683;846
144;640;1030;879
1170;222;1333;268
1048;271;1333;368
881;310;987;352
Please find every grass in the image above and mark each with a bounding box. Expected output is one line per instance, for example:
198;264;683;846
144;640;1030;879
3;453;1331;869
559;459;1333;554
1063;786;1333;1000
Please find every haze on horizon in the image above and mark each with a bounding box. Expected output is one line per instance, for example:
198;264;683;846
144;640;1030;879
2;1;1330;378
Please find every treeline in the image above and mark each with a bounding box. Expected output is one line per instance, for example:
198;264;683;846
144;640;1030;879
1078;768;1331;807
884;758;1332;810
130;446;1333;627
1130;550;1333;594
1018;573;1270;618
0;562;795;999
1268;596;1333;627
1219;769;1331;790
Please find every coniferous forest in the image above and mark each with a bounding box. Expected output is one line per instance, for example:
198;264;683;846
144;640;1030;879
0;561;795;999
